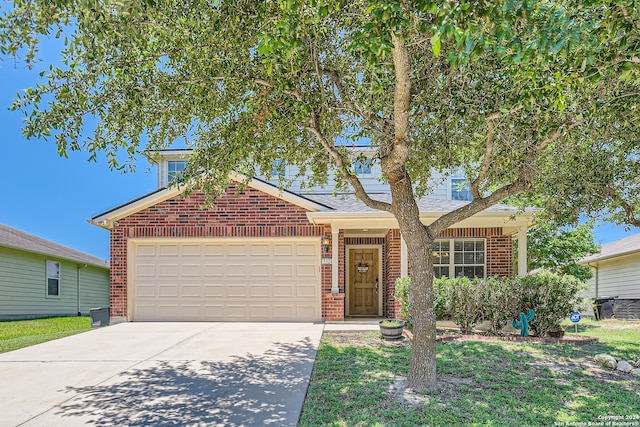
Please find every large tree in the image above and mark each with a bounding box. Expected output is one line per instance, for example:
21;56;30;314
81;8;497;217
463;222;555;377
525;220;599;281
2;1;639;392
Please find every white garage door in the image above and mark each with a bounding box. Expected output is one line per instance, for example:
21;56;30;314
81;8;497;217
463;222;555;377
130;238;321;321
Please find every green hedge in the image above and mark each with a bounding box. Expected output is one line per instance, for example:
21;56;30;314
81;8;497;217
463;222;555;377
394;271;586;336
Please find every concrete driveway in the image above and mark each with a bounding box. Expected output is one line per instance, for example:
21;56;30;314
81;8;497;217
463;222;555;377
0;322;324;427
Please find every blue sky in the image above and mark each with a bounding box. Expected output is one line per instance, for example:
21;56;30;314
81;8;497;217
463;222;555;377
0;40;638;260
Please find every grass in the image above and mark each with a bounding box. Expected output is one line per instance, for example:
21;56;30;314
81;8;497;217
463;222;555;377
0;316;92;353
300;320;640;426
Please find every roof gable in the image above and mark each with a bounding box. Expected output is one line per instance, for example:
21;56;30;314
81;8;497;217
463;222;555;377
0;224;109;268
90;173;332;229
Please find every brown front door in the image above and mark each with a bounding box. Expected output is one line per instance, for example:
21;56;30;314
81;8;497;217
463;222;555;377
348;248;379;316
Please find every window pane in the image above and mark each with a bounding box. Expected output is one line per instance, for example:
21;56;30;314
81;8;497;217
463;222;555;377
464;253;475;264
475;253;485;264
454;253;463;264
47;278;59;296
434;267;448;279
463;241;474;251
475;240;484;251
475;267;485;278
451;178;472;201
454;241;462;251
440;241;450;251
353;158;372;175
47;261;60;279
168;161;188;183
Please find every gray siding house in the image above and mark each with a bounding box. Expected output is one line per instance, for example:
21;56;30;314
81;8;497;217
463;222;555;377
580;233;640;320
0;224;109;319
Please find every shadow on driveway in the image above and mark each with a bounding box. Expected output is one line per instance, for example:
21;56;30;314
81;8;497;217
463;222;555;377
55;338;316;426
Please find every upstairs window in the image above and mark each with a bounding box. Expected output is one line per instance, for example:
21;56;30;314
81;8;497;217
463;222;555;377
353;158;372;175
451;178;472;201
272;159;286;178
432;239;485;279
46;261;60;297
168;161;188;183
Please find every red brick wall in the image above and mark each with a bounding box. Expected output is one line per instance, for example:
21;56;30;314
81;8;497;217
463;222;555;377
109;184;324;318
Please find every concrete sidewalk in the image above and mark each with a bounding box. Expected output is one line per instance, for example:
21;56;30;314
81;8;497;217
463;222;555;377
0;322;324;427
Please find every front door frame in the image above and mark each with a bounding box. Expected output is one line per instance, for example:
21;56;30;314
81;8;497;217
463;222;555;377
345;244;383;317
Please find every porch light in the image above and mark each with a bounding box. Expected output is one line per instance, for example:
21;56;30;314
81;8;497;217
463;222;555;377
323;235;330;253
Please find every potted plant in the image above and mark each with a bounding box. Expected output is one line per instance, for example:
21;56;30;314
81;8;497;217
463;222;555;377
379;318;405;340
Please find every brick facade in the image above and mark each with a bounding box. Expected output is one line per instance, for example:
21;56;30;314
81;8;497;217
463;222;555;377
108;183;515;322
109;185;324;318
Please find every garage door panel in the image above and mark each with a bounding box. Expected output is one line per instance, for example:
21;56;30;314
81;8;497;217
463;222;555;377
181;284;202;297
296;264;317;277
132;238;320;321
159;245;179;257
273;264;294;277
158;264;178;277
181;264;201;276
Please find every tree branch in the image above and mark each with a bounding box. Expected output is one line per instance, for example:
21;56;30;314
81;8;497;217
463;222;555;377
306;114;392;212
470;111;500;198
606;185;640;227
429;178;531;236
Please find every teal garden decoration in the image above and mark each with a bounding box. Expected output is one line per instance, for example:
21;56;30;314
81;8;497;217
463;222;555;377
512;309;535;337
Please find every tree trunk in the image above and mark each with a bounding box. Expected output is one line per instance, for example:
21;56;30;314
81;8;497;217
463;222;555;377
399;217;437;393
387;167;437;393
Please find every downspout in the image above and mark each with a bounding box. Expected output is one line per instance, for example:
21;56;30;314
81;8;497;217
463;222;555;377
77;264;88;316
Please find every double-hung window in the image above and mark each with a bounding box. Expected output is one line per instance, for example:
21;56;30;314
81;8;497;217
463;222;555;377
46;260;60;297
432;239;485;278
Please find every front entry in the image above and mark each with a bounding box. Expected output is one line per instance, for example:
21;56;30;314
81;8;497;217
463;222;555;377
347;247;380;316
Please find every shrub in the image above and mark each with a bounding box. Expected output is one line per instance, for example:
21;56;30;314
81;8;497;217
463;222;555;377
441;277;484;334
433;278;449;320
394;276;411;321
516;270;587;336
481;276;520;335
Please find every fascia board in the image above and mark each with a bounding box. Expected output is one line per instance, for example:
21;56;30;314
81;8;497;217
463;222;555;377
89;187;183;229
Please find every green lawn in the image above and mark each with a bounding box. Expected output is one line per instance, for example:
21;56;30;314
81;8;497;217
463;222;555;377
0;316;92;354
300;321;640;427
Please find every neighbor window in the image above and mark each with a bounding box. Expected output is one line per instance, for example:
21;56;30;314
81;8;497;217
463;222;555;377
432;239;485;278
353;158;372;175
168;161;188;183
46;260;60;297
451;178;472;201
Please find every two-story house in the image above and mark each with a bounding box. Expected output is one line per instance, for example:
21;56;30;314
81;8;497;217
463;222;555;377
90;148;533;324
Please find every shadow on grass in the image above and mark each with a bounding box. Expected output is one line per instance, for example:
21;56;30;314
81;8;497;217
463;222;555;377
301;332;640;427
56;338;317;427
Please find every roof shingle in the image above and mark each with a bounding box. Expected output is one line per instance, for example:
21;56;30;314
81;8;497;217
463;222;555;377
0;224;108;268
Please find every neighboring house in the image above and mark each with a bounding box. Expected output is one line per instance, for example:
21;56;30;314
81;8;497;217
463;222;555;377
0;224;110;319
580;234;640;319
90;148;534;324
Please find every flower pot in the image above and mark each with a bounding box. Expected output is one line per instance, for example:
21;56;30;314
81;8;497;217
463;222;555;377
379;319;405;340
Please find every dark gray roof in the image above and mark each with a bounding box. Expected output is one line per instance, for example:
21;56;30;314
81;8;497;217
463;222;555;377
304;194;521;213
581;233;640;264
0;224;109;268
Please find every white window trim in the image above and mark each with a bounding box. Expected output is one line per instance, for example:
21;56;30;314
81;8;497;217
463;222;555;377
433;238;486;278
46;260;61;298
167;160;189;184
